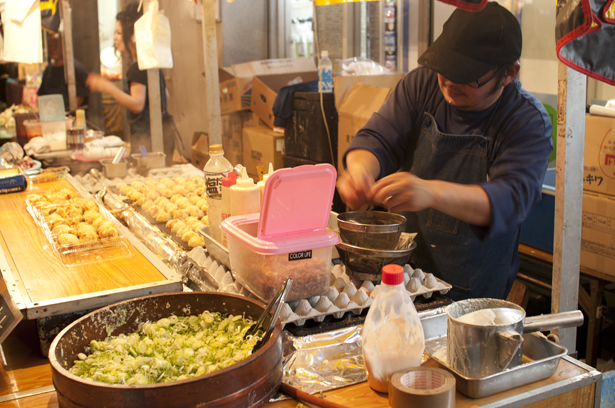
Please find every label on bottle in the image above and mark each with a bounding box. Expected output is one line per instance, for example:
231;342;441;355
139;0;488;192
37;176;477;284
319;68;333;92
288;250;312;261
205;173;224;200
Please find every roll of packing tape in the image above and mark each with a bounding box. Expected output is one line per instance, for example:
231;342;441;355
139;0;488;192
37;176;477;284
389;367;456;408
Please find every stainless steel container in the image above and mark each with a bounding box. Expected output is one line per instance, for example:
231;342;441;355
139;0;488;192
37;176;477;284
131;152;166;169
446;298;526;378
446;299;584;379
100;158;127;178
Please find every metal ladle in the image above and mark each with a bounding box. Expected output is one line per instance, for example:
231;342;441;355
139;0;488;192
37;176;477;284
248;278;293;351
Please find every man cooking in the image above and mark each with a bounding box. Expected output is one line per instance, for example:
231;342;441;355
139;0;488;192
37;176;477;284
337;2;553;301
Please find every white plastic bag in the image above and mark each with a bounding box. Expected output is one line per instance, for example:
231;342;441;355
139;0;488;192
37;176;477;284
134;3;173;70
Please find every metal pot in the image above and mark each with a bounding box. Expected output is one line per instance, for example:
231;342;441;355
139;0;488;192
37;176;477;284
446;298;583;378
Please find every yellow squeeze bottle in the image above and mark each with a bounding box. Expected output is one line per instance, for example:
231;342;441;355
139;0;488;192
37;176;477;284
257;163;274;204
230;168;261;217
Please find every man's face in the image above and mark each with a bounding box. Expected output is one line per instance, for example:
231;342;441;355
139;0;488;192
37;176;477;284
437;67;505;112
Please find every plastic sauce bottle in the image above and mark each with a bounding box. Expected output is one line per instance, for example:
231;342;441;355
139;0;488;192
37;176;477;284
318;50;333;93
257;163;274;204
362;264;425;393
204;144;233;242
230;168;261;217
220;172;237;248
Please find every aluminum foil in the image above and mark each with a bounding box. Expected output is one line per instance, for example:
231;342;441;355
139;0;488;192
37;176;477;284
101;189;184;272
281;326;367;394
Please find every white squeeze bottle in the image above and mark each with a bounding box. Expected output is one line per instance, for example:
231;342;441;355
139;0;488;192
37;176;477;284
362;264;425;393
318;50;333;93
230;168;261;217
204;144;233;243
257;163;274;204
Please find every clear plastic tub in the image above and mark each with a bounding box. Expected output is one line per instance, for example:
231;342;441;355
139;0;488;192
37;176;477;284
224;215;335;302
222;164;339;302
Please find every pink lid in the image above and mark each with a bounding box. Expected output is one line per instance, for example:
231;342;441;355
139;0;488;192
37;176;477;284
258;164;337;240
220;164;339;255
382;264;404;285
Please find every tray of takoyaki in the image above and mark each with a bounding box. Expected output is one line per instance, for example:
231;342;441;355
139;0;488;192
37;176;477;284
26;188;131;262
111;175;209;251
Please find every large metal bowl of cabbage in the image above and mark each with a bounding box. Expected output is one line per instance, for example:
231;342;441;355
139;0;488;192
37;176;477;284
49;292;282;408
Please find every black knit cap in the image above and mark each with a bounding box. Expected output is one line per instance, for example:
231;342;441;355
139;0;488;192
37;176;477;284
418;2;522;84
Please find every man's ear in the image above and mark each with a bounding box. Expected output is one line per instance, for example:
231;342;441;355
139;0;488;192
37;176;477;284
502;62;521;86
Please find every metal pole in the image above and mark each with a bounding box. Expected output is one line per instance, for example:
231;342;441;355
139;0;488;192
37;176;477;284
143;0;164;154
552;62;586;355
201;0;222;146
60;0;77;112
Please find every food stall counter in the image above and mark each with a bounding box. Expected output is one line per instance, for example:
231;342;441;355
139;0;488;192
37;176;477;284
0;175;182;323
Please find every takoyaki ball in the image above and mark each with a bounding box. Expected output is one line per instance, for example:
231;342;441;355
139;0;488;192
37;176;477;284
163;203;179;214
172;209;189;220
181;230;197;242
52;224;77;236
171;220;186;234
187;235;205;248
141;200;155;212
187;205;204;218
99;226;119;239
175;197;189;209
58;233;79;245
146;190;161;201
155;210;171;223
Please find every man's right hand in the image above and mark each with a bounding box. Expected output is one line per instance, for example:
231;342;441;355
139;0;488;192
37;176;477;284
337;150;380;210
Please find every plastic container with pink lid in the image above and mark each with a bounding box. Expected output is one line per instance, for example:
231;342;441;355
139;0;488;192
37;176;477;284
221;163;339;302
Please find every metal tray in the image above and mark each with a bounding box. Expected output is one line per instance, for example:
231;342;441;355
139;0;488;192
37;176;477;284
424;321;568;398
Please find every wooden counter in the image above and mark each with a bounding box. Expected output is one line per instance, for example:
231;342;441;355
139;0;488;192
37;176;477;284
0;176;182;320
0;319;602;408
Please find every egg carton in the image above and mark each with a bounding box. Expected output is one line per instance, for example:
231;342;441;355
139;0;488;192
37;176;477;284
73;164;203;192
186;247;452;329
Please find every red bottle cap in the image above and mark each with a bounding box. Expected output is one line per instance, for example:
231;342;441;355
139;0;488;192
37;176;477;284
382;264;404;285
222;172;237;187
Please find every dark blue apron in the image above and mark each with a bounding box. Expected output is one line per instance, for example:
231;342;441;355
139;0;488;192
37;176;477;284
401;112;519;300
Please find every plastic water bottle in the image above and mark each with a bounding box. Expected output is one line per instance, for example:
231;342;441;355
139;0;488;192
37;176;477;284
318;50;333;93
204;144;233;243
362;264;425;393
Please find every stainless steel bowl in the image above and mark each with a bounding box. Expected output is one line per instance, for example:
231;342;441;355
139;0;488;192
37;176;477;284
337;211;406;250
336;238;417;281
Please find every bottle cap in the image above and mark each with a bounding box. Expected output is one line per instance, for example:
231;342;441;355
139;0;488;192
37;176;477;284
236;167;255;188
382;264;404;285
321;50;328;58
262;163;274;183
222;171;237;187
209;144;223;155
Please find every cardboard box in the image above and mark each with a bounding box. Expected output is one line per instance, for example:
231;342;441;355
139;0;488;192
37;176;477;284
242;110;263;128
221;113;243;167
251;71;318;129
219;58;316;115
333;74;405;110
584;114;615;196
242;125;285;177
581;191;615;279
336;82;395;175
191;132;209;170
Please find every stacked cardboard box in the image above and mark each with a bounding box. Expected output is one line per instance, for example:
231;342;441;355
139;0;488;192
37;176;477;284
581;114;615;279
334;74;404;176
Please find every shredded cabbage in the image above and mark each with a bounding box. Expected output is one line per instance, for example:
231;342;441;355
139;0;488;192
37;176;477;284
69;311;262;384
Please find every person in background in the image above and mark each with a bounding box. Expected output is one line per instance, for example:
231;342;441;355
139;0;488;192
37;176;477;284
86;2;174;166
337;2;553;301
38;33;89;108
